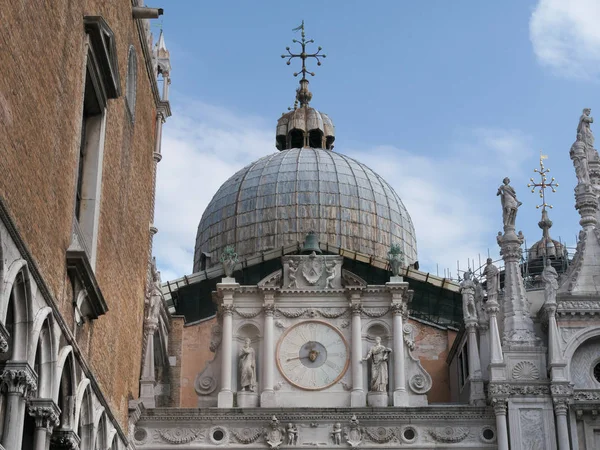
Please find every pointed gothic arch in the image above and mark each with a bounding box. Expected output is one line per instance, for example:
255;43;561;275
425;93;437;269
53;346;77;431
28;307;57;398
0;258;33;360
74;378;94;449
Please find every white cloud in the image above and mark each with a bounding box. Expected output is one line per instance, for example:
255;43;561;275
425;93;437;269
153;99;274;281
346;128;533;278
530;0;600;79
154;99;533;282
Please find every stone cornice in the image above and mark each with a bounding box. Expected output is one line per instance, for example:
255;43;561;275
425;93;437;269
137;406;495;423
0;195;129;445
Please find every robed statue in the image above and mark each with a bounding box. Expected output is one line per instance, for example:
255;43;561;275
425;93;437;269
362;337;392;392
497;177;522;229
577;108;594;147
460;269;477;322
483;257;500;302
541;259;559;304
239;338;256;392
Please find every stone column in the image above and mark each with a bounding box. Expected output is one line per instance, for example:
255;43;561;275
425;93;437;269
28;399;60;450
349;296;364;407
139;319;158;408
0;362;37;450
553;401;571;450
485;298;504;380
218;304;234;408
391;303;408;406
492;399;509;450
386;278;410;406
261;297;276;407
465;321;485;405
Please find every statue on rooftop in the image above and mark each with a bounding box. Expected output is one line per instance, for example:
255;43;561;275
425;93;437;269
497;177;522;229
541;259;559;304
577;108;594;148
483;258;500;303
220;246;238;278
460;269;478;322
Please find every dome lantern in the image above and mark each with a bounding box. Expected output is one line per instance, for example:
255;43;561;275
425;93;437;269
277;22;334;151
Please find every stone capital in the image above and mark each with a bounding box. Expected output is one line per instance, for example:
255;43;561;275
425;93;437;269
465;320;478;331
491;398;507;416
27;398;60;430
0;361;37;397
263;303;275;317
553;400;569;416
145;317;159;334
50;429;81;450
350;302;363;316
221;304;235;316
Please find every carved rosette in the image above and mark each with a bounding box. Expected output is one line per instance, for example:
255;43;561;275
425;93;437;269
27;399;60;431
0;363;37;397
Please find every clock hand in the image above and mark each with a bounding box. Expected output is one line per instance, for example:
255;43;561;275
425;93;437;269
286;352;320;362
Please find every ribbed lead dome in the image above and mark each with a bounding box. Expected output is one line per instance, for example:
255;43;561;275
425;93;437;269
194;148;417;271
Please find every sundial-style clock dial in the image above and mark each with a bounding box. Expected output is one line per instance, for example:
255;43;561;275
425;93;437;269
276;320;349;390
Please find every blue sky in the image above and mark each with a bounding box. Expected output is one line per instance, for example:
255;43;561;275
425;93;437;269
153;0;600;281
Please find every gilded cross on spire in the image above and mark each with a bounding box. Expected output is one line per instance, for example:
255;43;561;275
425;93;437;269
527;152;558;210
281;21;326;80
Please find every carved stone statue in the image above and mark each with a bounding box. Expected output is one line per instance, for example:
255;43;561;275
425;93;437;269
331;423;342;445
220;246;238;278
388;244;404;277
474;278;488;325
577;108;594;147
287;260;298;289
286;423;298;446
239;338;256;392
541;259;559;304
497;177;522;229
483;258;500;302
325;263;336;289
571;134;590;185
148;260;163;322
460;269;477;322
362;337;392;392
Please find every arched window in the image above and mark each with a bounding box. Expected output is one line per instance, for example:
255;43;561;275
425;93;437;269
125;45;137;122
289;129;304;149
309;129;323;148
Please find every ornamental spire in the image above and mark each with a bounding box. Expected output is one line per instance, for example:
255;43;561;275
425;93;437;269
281;21;326;107
527;153;562;261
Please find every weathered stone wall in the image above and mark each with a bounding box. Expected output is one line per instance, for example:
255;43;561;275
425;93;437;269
179;317;217;407
0;0;158;427
408;320;457;403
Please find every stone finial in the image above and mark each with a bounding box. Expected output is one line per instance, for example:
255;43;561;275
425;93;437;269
497;177;522;231
220;246;238;278
388;244;404;278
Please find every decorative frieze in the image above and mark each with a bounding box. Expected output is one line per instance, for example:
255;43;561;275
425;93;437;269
489;383;550;397
428;426;469;443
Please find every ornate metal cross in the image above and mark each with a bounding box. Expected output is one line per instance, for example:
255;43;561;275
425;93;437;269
527;152;558;210
281;21;326;80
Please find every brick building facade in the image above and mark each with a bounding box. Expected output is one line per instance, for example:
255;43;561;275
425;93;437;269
0;1;170;448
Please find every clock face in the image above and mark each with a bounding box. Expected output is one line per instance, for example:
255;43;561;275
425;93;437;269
276;320;349;390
